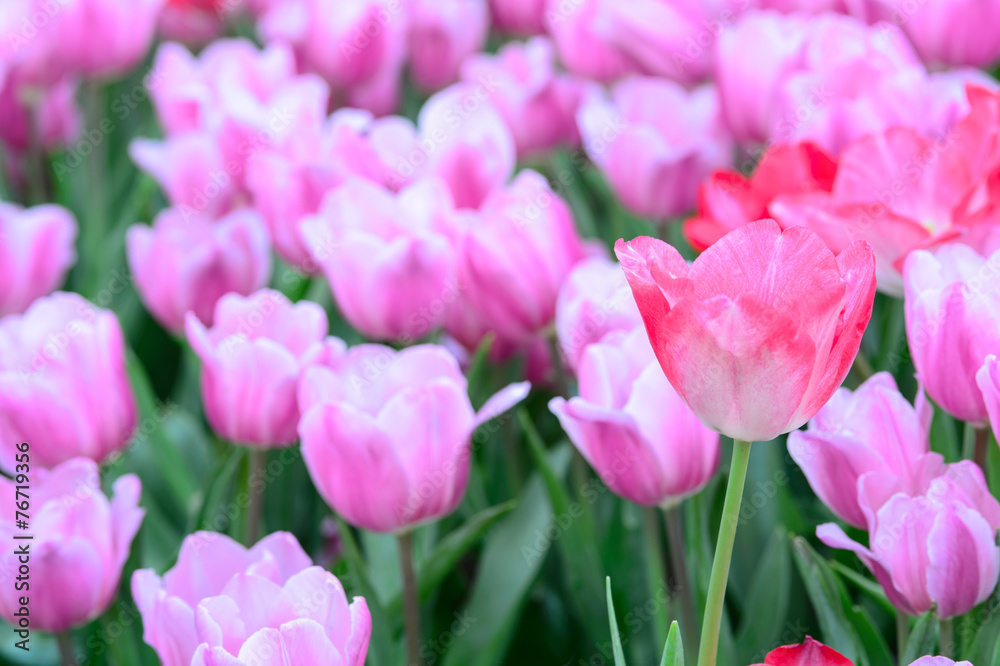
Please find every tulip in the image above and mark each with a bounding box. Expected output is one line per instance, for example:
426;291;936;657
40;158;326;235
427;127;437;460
369;82;516;208
904;245;1000;424
555;256;643;372
0;293;137;469
818;459;1000;618
159;0;228;44
133;531;369;666
126;208;272;334
544;0;635;82
752;637;854;666
461;37;585;158
908;659;973;666
978;356;1000;443
0;458;143;632
616;219;876;443
550;327;720;507
455;170;589;344
489;0;547;35
868;0;1000;68
258;0;407;115
300;178;459;342
0;76;82;154
788;372;932;528
299;343;530;532
408;0;489;92
185;289;329;447
0;201;77;317
577;78;732;221
130;134;236;220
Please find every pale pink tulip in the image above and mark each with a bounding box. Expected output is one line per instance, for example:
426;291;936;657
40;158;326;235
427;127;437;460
408;0;489;92
0;202;77;317
869;0;1000;68
488;0;546;34
978;356;1000;441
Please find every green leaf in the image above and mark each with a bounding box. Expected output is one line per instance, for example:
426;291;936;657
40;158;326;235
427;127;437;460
661;621;685;666
790;537;861;663
737;528;791;664
520;410;608;641
845;604;893;666
900;612;937;664
337;518;394;666
442;447;571;666
829;560;894;616
193;444;245;533
606;577;628;666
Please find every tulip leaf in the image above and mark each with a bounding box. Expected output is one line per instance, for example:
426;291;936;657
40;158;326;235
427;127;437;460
966;594;1000;664
791;537;862;663
193;443;245;532
336;517;395;666
737;528;791;664
845;604;893;666
660;620;685;666
442;446;570;666
900;611;937;664
606;577;628;666
520;410;608;642
828;560;894;616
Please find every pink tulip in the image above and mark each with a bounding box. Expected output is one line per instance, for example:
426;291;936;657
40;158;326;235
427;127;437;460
0;293;137;469
0;202;77;317
904;245;1000;424
408;0;489;92
185;290;329;447
299;343;530;532
818;459;1000;618
544;0;635;82
455;170;589;344
159;0;227;45
908;659;973;666
488;0;547;34
788;372;932;528
978;356;1000;441
751;637;853;666
130;134;237;220
461;37;585;158
0;75;82;154
369;82;516;208
0;458;143;632
258;0;407;115
550;327;720;507
869;0;1000;68
126;208;272;334
301;178;459;341
246;108;389;268
555;256;643;372
133;531;370;666
616;219;877;442
577;78;731;221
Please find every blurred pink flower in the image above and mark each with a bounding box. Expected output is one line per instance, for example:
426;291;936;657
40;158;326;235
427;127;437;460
550;326;720;507
0;74;82;156
258;0;407;115
904;244;1000;425
819;457;1000;618
127;208;272;334
978;356;1000;441
577;77;731;221
301;177;459;342
555;256;642;372
0;458;143;632
867;0;1000;68
488;0;547;34
368;82;516;208
461;37;585;158
299;343;529;532
616;220;876;442
408;0;489;92
133;531;369;666
908;659;973;666
0;201;77;317
0;293;137;469
186;290;329;447
788;372;932;528
159;0;228;45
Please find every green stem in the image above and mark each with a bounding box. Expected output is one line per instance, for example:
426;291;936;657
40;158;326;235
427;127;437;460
642;506;671;651
398;531;422;666
664;504;699;661
974;426;990;476
85;82;107;298
896;612;909;666
696;439;753;666
852;351;875;382
57;631;76;665
245;449;266;545
939;617;953;659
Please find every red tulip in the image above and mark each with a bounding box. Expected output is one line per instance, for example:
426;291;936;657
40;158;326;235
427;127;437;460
753;637;854;666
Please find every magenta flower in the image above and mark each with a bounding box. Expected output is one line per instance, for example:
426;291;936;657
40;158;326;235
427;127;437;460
133;531;369;666
0;458;143;632
299;344;529;532
550;327;720;507
408;0;489;92
978;356;1000;441
0;293;137;469
0;201;77;317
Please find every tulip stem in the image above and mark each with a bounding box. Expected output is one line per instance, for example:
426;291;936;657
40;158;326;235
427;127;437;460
974;426;990;476
939;617;953;658
57;631;76;665
246;449;266;545
896;612;909;666
398;531;422;666
697;439;753;666
664;505;699;660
